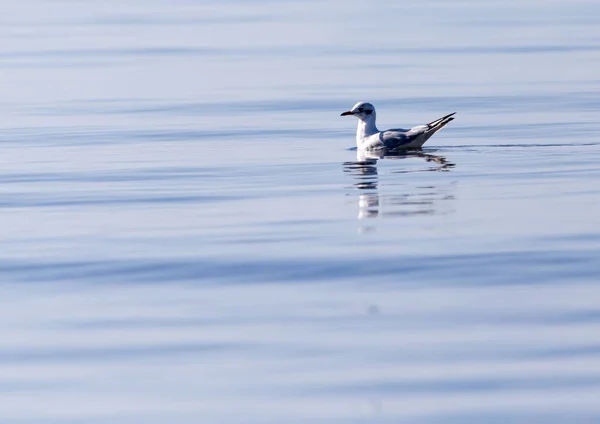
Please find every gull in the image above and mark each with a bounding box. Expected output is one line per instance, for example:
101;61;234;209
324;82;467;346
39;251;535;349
341;102;455;151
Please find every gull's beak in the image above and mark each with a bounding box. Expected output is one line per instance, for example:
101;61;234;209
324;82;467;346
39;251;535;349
340;111;355;116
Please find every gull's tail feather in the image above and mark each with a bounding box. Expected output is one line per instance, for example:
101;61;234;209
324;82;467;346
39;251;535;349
422;112;455;144
426;112;456;129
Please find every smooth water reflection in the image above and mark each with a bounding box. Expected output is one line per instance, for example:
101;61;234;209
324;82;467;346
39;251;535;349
345;150;455;219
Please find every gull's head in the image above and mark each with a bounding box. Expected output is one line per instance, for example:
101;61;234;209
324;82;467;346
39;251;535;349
340;101;376;121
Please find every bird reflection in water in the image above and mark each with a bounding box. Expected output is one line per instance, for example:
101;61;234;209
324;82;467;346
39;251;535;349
343;150;455;220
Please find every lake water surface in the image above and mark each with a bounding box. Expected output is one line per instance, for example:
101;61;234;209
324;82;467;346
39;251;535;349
2;1;600;422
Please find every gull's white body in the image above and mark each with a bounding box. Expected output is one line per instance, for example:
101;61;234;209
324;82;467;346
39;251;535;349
341;102;455;151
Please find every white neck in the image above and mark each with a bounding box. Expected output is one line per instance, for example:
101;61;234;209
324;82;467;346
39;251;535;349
356;114;379;145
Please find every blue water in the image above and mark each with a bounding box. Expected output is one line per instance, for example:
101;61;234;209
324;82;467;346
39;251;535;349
2;1;600;422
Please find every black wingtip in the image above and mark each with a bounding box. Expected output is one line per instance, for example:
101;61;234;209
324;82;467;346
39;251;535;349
442;112;457;120
427;112;457;128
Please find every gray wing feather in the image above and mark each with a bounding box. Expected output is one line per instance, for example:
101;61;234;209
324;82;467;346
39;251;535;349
362;113;456;150
379;127;425;149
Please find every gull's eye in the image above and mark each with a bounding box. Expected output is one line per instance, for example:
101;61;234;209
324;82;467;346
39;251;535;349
357;108;364;113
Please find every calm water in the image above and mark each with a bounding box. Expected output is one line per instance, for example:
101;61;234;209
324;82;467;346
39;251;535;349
2;0;600;422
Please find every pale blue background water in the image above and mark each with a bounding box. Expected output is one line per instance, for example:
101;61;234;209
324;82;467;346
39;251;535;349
2;0;600;422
